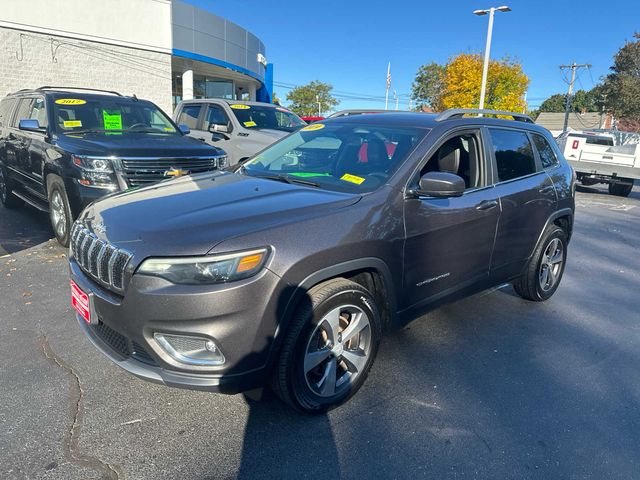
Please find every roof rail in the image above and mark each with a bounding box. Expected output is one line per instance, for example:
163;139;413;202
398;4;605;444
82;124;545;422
435;108;533;123
36;86;123;96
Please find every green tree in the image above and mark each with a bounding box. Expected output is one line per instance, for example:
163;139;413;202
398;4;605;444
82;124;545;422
272;91;281;105
285;81;339;117
602;32;640;125
411;62;445;110
538;89;600;113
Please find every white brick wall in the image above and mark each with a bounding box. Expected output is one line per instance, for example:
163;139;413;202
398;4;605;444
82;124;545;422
0;27;173;114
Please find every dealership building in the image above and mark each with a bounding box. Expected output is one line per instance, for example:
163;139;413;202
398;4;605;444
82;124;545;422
0;0;273;114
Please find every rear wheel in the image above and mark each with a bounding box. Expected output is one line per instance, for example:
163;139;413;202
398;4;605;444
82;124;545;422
0;165;24;208
272;278;382;413
608;180;633;197
513;225;567;302
47;176;73;247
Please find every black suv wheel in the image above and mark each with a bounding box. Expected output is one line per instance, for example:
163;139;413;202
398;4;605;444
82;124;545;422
513;225;568;301
272;278;382;413
47;175;73;247
0;165;24;209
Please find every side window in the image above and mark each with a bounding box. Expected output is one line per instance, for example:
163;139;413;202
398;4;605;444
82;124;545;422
13;98;34;127
488;129;537;182
0;98;16;128
205;105;229;127
532;133;559;169
29;97;48;128
177;104;202;129
420;133;482;189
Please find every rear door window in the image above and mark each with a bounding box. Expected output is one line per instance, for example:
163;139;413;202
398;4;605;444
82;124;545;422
488;128;537;182
532;133;559;169
177;104;202;129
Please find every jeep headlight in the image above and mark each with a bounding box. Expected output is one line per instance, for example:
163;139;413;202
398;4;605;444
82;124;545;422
137;248;268;285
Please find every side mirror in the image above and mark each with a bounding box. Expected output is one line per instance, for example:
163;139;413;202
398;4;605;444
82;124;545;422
208;123;229;134
18;119;41;132
413;171;465;198
178;123;190;135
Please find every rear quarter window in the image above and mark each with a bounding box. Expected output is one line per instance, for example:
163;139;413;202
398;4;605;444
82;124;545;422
488;128;537;182
532;133;559;169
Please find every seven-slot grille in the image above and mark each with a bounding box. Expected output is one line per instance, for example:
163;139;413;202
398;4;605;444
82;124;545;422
70;222;133;293
120;156;225;187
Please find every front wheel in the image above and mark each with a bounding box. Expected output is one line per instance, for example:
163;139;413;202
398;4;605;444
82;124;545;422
272;278;382;413
47;176;73;247
513;225;568;302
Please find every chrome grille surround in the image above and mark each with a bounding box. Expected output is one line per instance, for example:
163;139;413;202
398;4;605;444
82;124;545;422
118;155;226;187
70;222;133;294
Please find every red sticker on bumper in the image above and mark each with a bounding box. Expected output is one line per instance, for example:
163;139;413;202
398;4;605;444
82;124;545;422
70;280;90;324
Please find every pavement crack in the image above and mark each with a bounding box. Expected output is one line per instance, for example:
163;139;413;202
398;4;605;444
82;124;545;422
37;335;122;480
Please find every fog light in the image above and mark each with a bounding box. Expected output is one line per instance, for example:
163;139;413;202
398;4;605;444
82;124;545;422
154;333;225;366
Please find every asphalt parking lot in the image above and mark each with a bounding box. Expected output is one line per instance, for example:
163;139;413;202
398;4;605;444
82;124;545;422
1;183;639;480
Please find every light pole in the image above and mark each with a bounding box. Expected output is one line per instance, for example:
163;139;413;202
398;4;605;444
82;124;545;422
474;5;511;110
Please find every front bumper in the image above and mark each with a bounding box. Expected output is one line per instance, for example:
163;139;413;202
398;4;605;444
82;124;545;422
69;257;283;394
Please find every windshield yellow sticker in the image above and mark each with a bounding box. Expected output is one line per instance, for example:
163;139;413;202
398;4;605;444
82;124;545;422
230;104;250;109
102;110;122;130
243;121;257;127
55;98;86;105
163;127;175;132
340;173;365;185
301;123;325;131
63;120;82;128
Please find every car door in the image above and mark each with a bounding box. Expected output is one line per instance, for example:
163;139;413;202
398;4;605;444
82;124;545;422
176;102;204;138
201;103;238;162
0;97;18;175
403;128;501;309
23;96;49;195
5;98;34;188
486;127;558;280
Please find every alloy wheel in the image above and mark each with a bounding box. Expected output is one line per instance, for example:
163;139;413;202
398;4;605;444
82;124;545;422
50;191;67;238
304;304;372;397
539;237;564;292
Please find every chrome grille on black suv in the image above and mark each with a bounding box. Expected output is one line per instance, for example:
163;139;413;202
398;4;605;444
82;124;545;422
70;222;133;293
120;156;227;187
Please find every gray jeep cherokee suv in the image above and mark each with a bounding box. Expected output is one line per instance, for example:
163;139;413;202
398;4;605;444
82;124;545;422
68;109;575;413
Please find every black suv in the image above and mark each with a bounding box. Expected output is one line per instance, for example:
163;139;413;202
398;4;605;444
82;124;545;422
68;109;575;413
0;87;227;246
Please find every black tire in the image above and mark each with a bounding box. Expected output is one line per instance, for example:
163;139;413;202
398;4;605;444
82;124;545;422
47;175;73;247
272;278;382;413
0;165;24;209
608;181;633;197
513;225;568;302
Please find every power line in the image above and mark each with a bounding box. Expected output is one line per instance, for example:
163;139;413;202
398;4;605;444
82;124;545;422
559;62;591;132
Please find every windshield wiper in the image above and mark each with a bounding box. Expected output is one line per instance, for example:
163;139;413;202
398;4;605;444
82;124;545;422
249;172;320;188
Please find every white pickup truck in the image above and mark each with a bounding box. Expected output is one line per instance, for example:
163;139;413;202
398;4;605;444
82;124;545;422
557;132;639;197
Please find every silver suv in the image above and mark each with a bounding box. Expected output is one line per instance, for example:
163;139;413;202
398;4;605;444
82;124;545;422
174;99;306;165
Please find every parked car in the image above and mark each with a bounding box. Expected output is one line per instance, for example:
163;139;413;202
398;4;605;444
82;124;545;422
556;131;638;196
0;87;227;246
69;108;575;413
174;99;306;165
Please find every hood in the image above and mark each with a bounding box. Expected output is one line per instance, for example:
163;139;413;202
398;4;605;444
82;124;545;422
55;132;225;157
80;172;361;260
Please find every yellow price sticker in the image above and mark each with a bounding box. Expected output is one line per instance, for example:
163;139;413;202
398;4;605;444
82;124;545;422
55;98;86;105
340;173;365;185
301;123;325;131
63;120;82;128
230;104;250;109
243;121;257;127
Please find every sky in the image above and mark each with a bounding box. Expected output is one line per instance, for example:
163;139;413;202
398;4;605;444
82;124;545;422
186;0;638;113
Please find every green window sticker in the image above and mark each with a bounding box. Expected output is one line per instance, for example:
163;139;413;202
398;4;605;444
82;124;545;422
102;109;122;130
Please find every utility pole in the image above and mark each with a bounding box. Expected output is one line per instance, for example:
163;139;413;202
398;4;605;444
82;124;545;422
559;62;591;132
316;95;322;117
599;93;607;129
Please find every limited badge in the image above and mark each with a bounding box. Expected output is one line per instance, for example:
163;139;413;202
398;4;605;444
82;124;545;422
301;123;325;131
55;98;86;105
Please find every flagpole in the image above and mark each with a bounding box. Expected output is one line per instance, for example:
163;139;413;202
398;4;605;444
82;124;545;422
385;62;390;110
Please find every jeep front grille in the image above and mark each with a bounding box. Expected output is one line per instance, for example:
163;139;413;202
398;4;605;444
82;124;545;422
70;222;133;293
120;156;225;187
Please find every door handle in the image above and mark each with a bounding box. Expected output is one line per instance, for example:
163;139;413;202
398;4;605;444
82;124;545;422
476;199;498;211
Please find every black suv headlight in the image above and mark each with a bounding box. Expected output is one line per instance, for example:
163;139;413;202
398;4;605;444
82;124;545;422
216;155;228;169
137;248;268;285
72;155;118;190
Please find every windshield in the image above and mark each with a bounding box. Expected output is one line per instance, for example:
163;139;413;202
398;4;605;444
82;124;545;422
229;104;306;132
242;122;427;193
52;97;178;135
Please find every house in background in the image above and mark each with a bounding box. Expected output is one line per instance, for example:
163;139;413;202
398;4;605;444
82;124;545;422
535;112;613;137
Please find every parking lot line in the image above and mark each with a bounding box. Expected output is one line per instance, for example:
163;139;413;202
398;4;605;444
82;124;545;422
0;244;9;258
